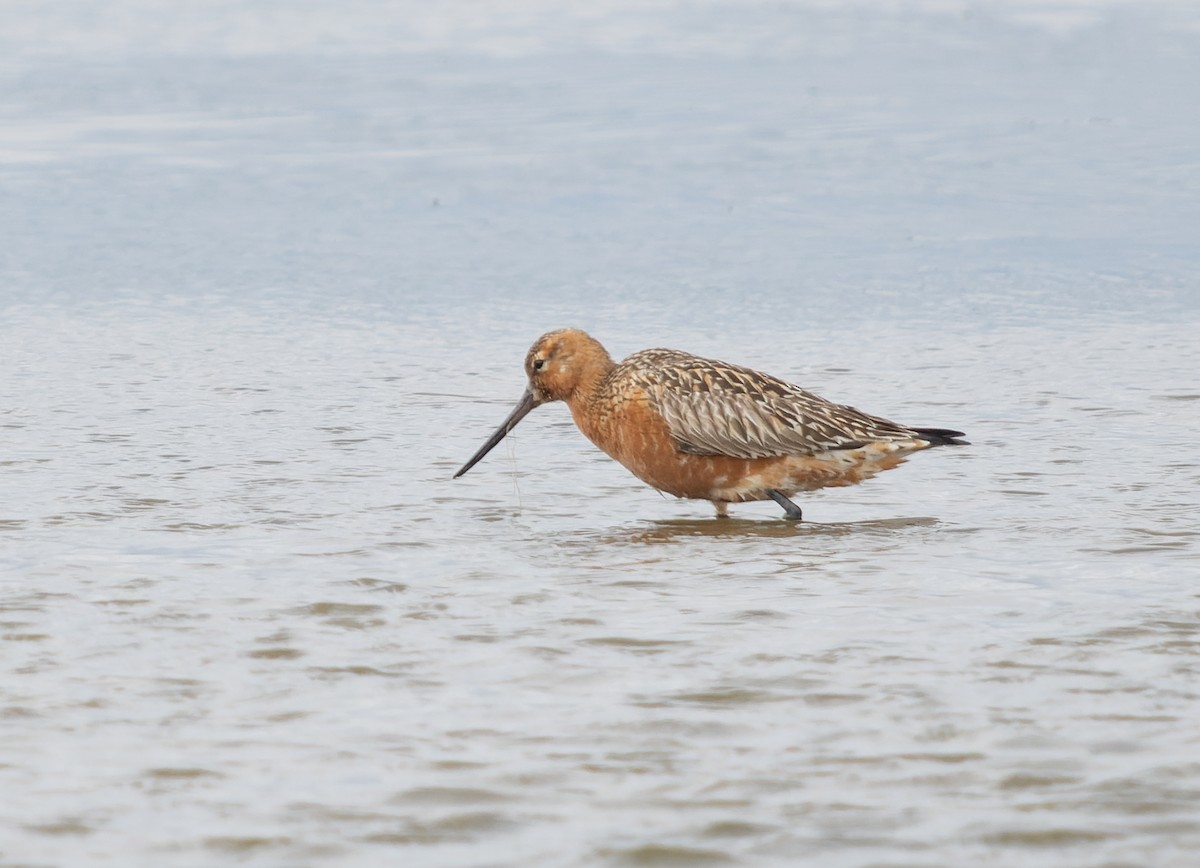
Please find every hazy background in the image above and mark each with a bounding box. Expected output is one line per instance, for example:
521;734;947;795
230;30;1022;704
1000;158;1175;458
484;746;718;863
2;2;1199;866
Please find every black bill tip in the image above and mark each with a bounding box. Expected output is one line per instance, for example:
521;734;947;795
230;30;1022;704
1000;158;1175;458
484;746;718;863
453;390;539;478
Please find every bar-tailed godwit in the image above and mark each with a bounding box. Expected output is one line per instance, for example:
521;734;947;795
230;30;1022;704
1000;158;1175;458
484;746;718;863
455;329;966;520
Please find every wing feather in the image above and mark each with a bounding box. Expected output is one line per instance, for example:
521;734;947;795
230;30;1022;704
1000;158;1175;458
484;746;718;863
623;349;919;459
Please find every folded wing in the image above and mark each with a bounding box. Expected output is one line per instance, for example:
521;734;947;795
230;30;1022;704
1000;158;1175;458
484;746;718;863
629;350;924;460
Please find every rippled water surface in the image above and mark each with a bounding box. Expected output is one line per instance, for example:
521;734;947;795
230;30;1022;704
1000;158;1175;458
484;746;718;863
3;2;1200;866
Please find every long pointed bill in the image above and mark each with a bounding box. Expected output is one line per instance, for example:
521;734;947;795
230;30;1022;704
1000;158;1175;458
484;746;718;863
453;390;539;478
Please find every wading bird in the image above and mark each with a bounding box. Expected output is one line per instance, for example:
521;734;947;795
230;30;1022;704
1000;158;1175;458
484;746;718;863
455;329;966;520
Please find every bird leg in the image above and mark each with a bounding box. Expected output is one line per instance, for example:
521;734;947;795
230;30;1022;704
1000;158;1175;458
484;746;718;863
766;490;804;521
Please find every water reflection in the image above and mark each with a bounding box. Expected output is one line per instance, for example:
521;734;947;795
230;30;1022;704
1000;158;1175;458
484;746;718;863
614;515;943;545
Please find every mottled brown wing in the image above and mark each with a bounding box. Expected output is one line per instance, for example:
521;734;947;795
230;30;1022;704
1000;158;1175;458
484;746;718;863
625;349;917;460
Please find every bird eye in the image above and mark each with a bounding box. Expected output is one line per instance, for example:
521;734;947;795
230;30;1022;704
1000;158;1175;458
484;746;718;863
533;359;545;370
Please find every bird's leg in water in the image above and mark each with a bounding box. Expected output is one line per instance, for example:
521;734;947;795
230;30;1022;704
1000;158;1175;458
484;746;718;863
767;490;803;521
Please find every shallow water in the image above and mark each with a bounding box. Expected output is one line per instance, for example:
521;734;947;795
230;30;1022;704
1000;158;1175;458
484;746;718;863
3;2;1200;866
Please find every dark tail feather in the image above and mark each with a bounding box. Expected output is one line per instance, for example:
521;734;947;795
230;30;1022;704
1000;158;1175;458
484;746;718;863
913;427;969;447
